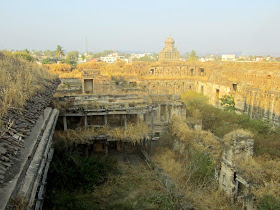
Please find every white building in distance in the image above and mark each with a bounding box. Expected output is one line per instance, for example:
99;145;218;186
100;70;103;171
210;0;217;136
222;54;236;61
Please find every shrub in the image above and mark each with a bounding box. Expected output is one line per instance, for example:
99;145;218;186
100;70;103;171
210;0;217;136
257;195;280;210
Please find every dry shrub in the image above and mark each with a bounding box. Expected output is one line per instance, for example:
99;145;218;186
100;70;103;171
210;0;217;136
153;149;184;181
194;130;223;164
237;155;280;199
170;115;194;145
43;63;73;72
76;62;99;71
92;163;174;209
223;129;253;143
0;52;56;124
184;187;240;210
55;120;149;146
110;121;149;144
11;195;29;210
154;142;238;209
58;69;82;78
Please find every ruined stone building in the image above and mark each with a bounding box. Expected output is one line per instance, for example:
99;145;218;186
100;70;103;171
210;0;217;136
219;131;255;209
158;36;181;62
53;69;186;155
98;62;280;126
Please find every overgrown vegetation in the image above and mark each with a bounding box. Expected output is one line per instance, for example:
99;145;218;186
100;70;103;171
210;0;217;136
0;51;56;125
45;141;175;209
182;91;279;158
182;90;280;207
91;164;176;209
44;150;119;209
153;130;239;209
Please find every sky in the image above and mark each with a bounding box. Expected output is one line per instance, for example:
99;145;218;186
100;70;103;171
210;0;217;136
0;0;280;56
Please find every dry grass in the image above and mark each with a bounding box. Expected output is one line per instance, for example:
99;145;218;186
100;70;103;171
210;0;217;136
237;155;280;199
0;52;56;124
153;142;240;209
170;115;194;146
54;120;149;145
223;129;253;143
170;115;223;163
92;163;175;209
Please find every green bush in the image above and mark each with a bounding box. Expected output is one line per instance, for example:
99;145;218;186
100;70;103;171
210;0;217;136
188;150;215;185
257;195;280;210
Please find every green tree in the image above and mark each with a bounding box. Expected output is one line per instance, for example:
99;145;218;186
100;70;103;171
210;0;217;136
187;50;199;62
44;49;55;57
81;54;86;61
55;45;65;58
138;55;155;62
66;51;79;62
42;57;55;64
14;51;34;62
91;50;114;58
220;94;236;112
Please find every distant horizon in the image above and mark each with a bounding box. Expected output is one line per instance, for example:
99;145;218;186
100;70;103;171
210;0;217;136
4;47;279;58
1;0;279;57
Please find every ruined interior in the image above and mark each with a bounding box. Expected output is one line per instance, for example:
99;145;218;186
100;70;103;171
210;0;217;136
1;61;280;209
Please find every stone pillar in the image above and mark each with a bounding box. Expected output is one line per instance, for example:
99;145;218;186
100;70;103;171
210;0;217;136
150;107;154;134
123;115;128;162
124;114;127;129
143;113;146;122
104;115;108;126
150;140;154;156
63;116;67;131
84;115;88;128
150;106;154;156
105;142;108;156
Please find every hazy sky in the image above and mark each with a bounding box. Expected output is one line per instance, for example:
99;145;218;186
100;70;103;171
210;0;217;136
0;0;279;56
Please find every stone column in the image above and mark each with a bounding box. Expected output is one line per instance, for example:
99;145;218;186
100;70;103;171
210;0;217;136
84;115;88;128
124;114;127;129
143;113;146;122
123;114;128;162
150;107;154;133
63;116;67;131
105;142;108;156
150;106;154;156
104;115;108;126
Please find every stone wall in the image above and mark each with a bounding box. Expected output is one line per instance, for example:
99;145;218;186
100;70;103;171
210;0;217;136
98;62;280;125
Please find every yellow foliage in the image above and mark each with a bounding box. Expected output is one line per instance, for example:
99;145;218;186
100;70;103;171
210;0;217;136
237;155;280;199
170;115;194;145
44;63;73;72
76;62;99;71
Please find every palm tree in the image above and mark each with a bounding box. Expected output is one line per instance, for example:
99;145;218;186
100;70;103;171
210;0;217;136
55;45;65;58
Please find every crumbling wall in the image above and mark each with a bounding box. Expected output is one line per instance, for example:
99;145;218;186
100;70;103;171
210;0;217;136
219;130;255;209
